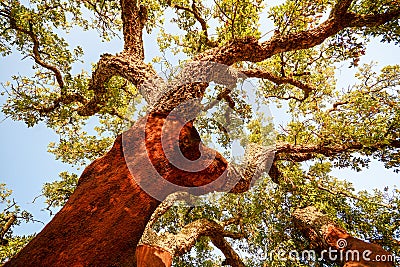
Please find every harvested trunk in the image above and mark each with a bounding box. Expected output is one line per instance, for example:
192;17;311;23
135;245;172;267
4;114;228;267
293;206;394;267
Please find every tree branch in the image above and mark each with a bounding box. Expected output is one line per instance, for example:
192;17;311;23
330;0;353;18
144;192;194;230
138;192;245;266
196;2;400;65
239;68;315;101
139;218;245;265
347;10;400;27
209;235;246;267
226;143;275;194
11;52;156;117
120;0;147;58
305;175;394;209
6;13;65;89
275;139;400;163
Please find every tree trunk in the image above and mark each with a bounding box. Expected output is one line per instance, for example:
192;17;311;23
135;245;172;267
293;206;394;267
4;114;228;267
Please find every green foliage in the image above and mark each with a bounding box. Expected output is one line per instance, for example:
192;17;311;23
154;163;400;266
0;235;34;264
0;184;35;264
42;172;79;212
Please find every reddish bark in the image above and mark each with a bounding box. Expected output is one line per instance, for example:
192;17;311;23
135;245;172;267
293;206;394;267
323;226;394;267
4;113;228;266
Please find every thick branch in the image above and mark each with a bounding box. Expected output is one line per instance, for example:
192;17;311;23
225;143;275;194
77;52;155;116
144;192;194;230
120;0;147;58
274;140;400;162
20;52;156;116
275;142;363;162
139;218;245;266
330;0;353;18
196;3;400;65
347;10;400;27
77;53;147;115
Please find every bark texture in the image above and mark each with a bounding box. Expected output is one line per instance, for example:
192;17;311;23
293;206;394;267
135;245;172;267
133;192;246;267
4;114;228;267
137;218;245;267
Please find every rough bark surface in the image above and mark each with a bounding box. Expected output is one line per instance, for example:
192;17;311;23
137;217;245;267
4;114;228;267
293;206;394;267
135;245;172;267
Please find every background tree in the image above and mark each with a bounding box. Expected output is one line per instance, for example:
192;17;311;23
0;0;400;266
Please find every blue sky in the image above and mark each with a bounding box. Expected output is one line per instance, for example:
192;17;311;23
0;8;399;236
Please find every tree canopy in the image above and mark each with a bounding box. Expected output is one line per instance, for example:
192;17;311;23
1;0;400;266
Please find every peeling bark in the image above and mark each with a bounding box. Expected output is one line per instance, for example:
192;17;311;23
293;206;394;267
